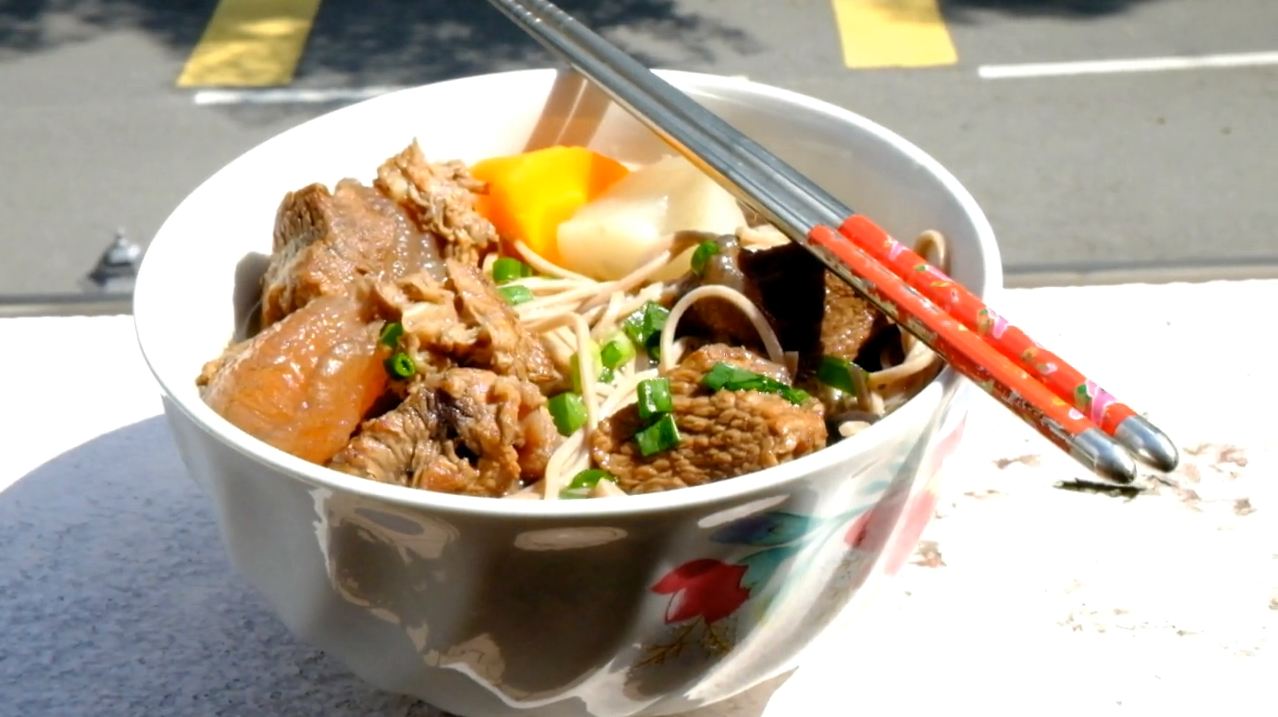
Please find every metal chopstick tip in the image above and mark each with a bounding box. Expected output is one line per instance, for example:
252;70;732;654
1073;428;1138;484
1115;416;1179;472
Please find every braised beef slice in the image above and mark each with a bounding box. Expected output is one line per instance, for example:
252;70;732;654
261;179;444;327
371;272;476;379
674;238;885;371
329;368;559;497
376;142;498;267
590;344;826;494
445;259;559;388
818;271;884;364
369;261;559;388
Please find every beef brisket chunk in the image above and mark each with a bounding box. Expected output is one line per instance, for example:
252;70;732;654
590;344;826;494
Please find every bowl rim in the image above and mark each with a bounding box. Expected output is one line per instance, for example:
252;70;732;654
134;67;1003;519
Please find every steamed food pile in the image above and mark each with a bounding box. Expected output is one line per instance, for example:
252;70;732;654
197;141;945;500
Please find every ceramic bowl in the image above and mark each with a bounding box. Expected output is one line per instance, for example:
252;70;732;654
134;69;1001;716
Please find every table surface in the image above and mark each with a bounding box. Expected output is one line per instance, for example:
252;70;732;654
1;280;1273;716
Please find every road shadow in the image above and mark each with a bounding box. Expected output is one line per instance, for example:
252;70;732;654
0;1;759;82
0;415;787;716
298;1;760;86
939;0;1157;22
0;415;446;716
0;0;214;61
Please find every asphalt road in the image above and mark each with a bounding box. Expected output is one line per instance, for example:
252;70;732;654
2;0;1276;305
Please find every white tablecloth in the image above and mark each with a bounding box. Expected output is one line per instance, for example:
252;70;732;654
1;281;1273;716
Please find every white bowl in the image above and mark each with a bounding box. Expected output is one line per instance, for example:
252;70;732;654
134;69;1001;716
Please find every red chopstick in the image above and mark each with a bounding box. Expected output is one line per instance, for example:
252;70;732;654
835;216;1177;471
809;221;1171;484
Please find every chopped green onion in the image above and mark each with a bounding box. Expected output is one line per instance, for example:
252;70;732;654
599;367;616;384
702;362;760;391
635;414;681;456
600;335;635;369
817;355;861;395
636;378;674;422
547;392;587;436
690;240;721;276
781;386;811;404
701;362;809;405
569;341;604;393
384;351;416;379
499;285;534;306
492;257;533;284
622;301;670;358
560;468;617;499
379;321;404;348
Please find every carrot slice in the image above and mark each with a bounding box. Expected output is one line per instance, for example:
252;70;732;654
470;146;629;263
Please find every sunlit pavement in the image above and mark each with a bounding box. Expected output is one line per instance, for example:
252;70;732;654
2;0;1276;302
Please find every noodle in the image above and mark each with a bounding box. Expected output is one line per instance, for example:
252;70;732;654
578;248;673;312
658;285;786;373
913;229;948;269
505;225;949;498
514;239;592;281
572;314;601;430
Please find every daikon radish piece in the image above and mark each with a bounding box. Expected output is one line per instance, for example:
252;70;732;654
556;155;746;280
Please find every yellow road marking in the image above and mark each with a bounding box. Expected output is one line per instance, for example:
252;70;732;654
177;0;322;87
831;0;957;69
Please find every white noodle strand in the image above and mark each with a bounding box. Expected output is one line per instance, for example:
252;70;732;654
658;285;786;373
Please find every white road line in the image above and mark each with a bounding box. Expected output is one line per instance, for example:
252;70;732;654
192;86;407;106
979;50;1278;80
191;76;751;107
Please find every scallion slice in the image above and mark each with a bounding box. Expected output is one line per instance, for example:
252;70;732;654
702;362;759;391
817;355;861;395
636;377;674;422
781;386;811;405
547;392;587;436
560;468;617;499
600;335;635;369
379;321;404;348
492;257;533;284
701;362;809;405
499;285;534;306
690;240;721;276
635;414;681;456
622;301;670;358
384;351;416;379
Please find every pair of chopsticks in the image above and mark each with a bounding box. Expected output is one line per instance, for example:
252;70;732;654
485;0;1178;484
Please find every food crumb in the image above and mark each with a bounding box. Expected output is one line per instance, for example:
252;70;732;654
963;488;1001;499
1218;445;1248;468
1178;488;1203;510
994;454;1039;469
1182;463;1201;483
1234;498;1255;516
912;541;946;568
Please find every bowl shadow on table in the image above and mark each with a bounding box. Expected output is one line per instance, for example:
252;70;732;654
0;416;792;717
